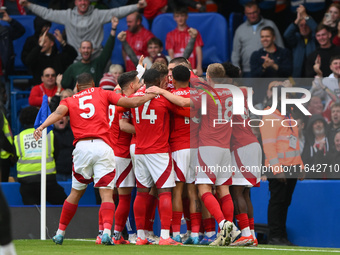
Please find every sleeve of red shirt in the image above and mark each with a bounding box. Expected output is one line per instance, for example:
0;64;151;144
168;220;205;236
59;98;70;116
28;85;43;107
165;31;174;50
106;90;123;106
194;31;204;47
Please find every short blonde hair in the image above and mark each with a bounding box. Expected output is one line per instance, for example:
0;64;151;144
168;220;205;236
109;64;124;74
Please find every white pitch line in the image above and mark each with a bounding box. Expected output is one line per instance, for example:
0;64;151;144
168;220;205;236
69;239;340;253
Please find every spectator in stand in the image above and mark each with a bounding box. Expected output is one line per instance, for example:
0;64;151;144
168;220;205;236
310;56;340;121
99;64;123;90
23;29;77;85
0;95;17;183
306;96;324;115
21;16;51;68
61;16;119;90
54;113;74;181
166;7;204;76
143;0;167;27
29;67;61;107
19;0;147;59
250;26;292;78
231;2;284;78
327;131;340;179
301;114;330;178
0;9;25;79
333;20;340;46
327;102;340;150
322;3;340;37
119;29;196;69
283;5;317;78
123;12;155;71
305;24;340;77
14;106;67;205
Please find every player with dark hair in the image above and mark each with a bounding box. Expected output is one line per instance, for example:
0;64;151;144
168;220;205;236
34;72;155;245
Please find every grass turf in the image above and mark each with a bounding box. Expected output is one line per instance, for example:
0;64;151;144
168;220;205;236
14;239;340;255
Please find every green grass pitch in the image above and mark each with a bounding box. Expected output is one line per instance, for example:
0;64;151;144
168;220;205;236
14;239;340;255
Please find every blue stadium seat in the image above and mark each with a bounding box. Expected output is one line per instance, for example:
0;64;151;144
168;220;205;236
151;13;229;68
10;15;35;71
102;16;149;68
229;12;246;56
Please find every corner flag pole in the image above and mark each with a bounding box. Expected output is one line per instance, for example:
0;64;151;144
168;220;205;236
40;128;47;240
34;95;53;240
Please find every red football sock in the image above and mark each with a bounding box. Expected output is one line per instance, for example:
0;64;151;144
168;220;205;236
158;192;172;230
201;192;224;224
235;213;250;230
182;197;191;231
249;217;255;231
144;194;157;232
59;200;78;231
203;217;216;232
114;194;131;232
100;202;115;230
190;212;202;234
199;220;204;234
220;194;234;222
133;192;148;230
172;211;182;233
98;207;103;231
147;198;158;231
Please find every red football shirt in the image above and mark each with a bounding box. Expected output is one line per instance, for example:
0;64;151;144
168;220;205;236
60;87;122;147
193;85;233;148
165;26;204;69
131;87;176;154
110;105;132;158
230;88;258;151
125;26;155;71
169;87;191;152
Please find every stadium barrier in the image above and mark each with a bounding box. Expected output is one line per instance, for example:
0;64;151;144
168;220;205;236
2;180;339;247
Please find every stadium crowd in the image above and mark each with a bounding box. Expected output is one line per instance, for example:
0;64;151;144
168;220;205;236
1;0;340;253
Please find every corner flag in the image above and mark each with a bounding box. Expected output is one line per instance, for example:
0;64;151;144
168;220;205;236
34;95;53;133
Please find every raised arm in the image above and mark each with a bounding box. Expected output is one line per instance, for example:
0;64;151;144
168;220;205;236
146;86;191;107
118;31;139;66
116;93;156;108
34;105;68;140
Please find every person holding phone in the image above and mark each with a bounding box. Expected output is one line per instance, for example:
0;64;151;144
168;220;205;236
322;3;340;37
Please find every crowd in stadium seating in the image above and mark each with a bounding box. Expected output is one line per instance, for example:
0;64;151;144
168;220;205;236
1;0;340;251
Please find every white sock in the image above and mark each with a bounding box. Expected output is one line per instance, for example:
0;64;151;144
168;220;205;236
173;231;180;237
0;242;17;255
137;229;146;240
206;231;215;238
241;227;251;237
129;233;136;239
148;231;154;236
113;230;121;240
251;230;256;239
218;220;226;230
160;229;170;239
186;230;191;236
191;232;199;238
103;229;111;236
56;229;65;236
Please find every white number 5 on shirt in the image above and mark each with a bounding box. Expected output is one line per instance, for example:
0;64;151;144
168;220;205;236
79;96;95;119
